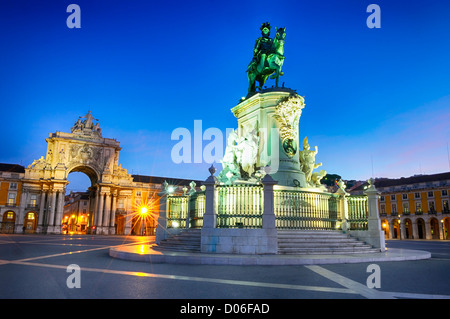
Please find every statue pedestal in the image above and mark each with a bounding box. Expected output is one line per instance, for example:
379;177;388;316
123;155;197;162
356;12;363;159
231;88;307;187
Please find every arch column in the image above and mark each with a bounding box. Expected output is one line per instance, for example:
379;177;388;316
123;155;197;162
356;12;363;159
37;190;47;233
388;219;394;239
96;191;105;233
109;192;118;234
15;188;29;233
425;218;432;240
102;192;111;234
400;219;406;240
54;190;65;233
438;218;444;239
47;190;57;232
124;195;132;235
412;218;419;239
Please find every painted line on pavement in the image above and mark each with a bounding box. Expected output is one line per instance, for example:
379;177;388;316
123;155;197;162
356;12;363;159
0;240;151;263
305;265;395;299
7;260;357;296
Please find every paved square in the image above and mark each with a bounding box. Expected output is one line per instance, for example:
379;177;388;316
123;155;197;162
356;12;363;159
0;234;449;301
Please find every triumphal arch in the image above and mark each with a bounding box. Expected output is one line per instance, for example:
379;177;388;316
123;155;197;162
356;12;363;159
20;111;135;234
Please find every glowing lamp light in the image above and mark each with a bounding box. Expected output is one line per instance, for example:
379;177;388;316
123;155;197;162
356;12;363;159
168;186;175;194
140;206;148;215
172;221;179;228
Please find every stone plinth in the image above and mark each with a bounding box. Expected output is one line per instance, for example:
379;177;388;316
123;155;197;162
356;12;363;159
231;88;307;187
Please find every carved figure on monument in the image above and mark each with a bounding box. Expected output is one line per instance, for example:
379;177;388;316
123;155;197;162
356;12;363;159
336;179;346;190
273;95;305;157
28;156;46;169
46;149;53;162
247;22;286;93
219;129;241;183
311;169;327;188
71;111;102;138
59;148;66;163
237;129;259;177
80;110;98;129
299;137;322;186
218;127;263;183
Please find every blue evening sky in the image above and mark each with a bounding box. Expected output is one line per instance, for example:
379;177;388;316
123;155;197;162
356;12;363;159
1;0;449;192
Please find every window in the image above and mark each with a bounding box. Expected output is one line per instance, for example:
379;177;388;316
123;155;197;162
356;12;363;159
428;191;434;198
403;203;409;213
9;182;17;190
29;194;37;206
391;195;396;201
380;204;386;215
6;212;14;219
442;190;448;197
392;204;397;213
136;191;141;197
380;196;385;202
402;194;408;200
7;193;16;205
415;192;421;199
118;199;124;209
26;212;35;220
443;200;449;212
428;201;436;213
416;202;422;213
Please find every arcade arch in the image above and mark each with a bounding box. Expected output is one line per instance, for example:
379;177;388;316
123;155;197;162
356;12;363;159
1;211;16;234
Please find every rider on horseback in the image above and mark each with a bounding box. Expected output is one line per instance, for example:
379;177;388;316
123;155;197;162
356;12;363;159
248;22;274;74
246;22;286;93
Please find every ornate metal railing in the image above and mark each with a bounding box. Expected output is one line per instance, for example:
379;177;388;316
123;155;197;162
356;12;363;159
347;195;368;230
189;191;205;228
274;190;340;230
166;195;189;228
216;185;263;228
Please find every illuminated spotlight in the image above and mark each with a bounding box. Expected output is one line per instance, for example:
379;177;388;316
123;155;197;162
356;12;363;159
172;221;179;228
140;206;148;215
168;186;175;193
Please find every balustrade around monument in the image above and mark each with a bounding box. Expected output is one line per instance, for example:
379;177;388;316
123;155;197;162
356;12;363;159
189;191;205;228
216;185;264;228
164;184;371;232
274;189;340;230
166;195;189;228
166;191;206;229
347;195;369;230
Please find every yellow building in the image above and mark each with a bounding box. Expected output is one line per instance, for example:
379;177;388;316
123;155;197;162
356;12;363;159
351;172;450;240
0;162;200;236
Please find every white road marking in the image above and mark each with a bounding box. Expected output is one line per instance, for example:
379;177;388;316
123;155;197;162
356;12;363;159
305;265;395;299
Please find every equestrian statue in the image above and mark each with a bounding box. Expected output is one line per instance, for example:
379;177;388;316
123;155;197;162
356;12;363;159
247;22;286;93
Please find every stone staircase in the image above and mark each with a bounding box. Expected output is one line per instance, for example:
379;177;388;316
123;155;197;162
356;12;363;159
277;230;380;254
153;229;379;255
153;229;201;252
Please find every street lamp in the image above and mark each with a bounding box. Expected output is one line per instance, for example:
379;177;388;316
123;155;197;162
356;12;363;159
139;206;148;235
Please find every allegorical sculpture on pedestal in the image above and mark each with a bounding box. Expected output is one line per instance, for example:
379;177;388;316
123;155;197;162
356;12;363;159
216;22;327;189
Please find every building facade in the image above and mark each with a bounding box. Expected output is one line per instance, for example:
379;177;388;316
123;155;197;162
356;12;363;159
0;112;201;235
350;172;450;240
